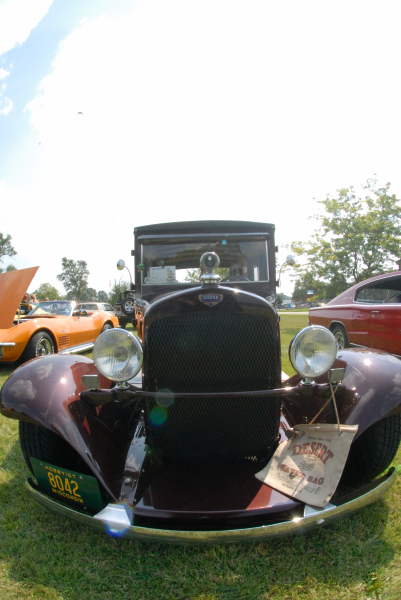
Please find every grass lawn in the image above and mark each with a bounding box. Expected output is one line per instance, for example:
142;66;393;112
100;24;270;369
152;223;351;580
279;312;309;377
1;317;401;600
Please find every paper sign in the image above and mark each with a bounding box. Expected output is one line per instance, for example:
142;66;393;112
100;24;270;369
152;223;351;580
255;423;358;508
149;266;176;284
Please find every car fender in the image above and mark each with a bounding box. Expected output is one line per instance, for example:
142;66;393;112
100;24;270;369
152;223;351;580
1;320;60;361
284;347;401;438
0;354;130;499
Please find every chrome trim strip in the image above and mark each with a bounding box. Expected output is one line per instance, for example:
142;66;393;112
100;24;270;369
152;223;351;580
25;468;396;544
59;343;94;355
0;343;16;347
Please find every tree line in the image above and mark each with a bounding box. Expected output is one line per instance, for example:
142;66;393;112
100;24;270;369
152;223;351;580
0;241;126;305
2;178;401;305
290;178;401;302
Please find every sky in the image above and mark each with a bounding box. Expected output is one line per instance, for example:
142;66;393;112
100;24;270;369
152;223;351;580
1;0;401;297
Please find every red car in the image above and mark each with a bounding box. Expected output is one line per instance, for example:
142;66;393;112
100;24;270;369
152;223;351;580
309;271;401;354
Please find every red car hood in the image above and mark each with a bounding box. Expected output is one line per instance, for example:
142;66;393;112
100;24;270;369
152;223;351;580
0;267;39;330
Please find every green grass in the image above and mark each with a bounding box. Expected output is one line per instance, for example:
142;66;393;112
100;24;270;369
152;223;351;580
1;318;401;600
279;312;309;377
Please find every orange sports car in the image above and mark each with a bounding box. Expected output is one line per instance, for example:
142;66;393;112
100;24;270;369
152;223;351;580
0;267;119;363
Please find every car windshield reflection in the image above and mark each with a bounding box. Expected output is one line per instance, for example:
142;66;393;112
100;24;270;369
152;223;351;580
141;239;269;285
29;301;74;316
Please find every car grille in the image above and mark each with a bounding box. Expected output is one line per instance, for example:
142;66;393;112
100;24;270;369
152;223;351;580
144;312;281;463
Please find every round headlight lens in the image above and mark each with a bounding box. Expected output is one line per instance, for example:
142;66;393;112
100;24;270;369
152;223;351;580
289;325;337;379
93;329;143;382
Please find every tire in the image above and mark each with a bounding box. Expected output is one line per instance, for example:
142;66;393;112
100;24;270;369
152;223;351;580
121;297;135;316
19;421;90;476
101;323;113;333
23;332;54;361
342;414;401;484
331;324;349;350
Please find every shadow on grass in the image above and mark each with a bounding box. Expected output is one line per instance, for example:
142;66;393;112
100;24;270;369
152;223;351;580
0;436;398;600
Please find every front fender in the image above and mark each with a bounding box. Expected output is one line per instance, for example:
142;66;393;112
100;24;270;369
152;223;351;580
0;354;137;499
284;347;401;438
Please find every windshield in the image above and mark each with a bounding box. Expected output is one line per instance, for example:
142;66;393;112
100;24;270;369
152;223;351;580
29;302;74;316
140;238;269;285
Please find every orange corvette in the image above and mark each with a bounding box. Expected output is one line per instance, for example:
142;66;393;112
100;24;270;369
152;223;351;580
0;267;119;363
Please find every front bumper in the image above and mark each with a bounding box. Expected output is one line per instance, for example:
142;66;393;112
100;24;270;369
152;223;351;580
25;467;396;544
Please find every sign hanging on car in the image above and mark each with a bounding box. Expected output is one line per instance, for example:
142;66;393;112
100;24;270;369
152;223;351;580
255;423;358;508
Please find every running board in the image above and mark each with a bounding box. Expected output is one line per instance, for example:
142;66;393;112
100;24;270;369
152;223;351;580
59;343;94;355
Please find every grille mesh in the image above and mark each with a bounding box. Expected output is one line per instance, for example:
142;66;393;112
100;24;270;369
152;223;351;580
145;312;281;462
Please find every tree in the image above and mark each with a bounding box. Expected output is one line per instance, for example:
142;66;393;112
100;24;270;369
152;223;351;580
34;283;62;301
0;232;16;273
85;287;97;301
277;292;291;304
184;267;230;282
291;273;332;302
97;290;108;302
57;258;89;301
292;179;401;295
184;269;201;282
109;280;130;306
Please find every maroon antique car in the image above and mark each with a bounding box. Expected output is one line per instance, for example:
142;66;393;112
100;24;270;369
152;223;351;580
1;221;401;543
309;271;401;354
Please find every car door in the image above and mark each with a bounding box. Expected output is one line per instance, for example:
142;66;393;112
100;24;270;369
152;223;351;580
69;310;98;346
366;304;401;354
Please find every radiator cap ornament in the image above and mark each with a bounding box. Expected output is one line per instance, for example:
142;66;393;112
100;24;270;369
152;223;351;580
200;252;221;286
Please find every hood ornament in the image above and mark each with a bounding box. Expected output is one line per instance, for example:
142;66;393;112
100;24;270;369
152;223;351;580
200;252;221;286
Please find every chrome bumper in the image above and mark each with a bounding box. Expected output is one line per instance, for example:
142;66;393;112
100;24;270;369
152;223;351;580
25;468;396;544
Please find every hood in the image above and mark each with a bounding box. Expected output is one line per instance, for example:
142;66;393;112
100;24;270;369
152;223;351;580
0;267;39;329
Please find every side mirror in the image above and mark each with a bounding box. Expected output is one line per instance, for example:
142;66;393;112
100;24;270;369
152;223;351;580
278;255;296;287
117;259;125;271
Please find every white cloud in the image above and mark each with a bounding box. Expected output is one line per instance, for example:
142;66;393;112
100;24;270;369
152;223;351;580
0;66;11;114
0;0;53;56
0;95;12;115
4;0;401;297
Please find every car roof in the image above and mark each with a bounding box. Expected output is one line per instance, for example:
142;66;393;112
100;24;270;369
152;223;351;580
328;271;401;305
134;220;275;236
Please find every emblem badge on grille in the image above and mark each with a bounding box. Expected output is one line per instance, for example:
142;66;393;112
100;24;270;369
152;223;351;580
199;294;223;307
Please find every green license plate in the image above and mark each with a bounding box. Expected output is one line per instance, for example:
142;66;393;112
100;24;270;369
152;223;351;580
30;457;104;511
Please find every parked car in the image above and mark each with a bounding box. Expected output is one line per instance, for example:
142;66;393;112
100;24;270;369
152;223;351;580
1;222;400;544
114;290;136;328
309;271;401;354
76;302;116;317
0;268;119;363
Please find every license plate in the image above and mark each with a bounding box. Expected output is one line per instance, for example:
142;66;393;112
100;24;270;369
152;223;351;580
30;457;104;511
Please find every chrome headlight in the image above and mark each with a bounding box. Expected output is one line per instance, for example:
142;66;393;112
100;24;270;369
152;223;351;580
289;325;337;379
93;329;143;382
